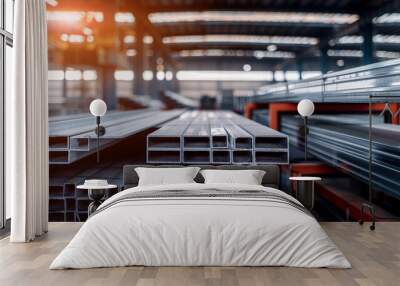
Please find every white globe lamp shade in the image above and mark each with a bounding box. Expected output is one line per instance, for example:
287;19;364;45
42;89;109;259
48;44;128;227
90;99;107;117
297;99;315;117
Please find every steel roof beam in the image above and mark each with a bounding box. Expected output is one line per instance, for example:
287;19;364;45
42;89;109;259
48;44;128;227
290;1;400;64
120;1;178;69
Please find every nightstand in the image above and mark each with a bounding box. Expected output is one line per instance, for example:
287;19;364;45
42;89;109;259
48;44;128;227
289;177;321;210
77;183;117;216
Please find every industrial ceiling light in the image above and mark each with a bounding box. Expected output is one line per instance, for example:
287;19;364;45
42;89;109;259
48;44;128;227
60;34;85;44
335;34;400;45
149;11;358;25
156;71;165;80
114;12;135;23
82;27;92;35
374;34;400;44
163;35;319;46
243;64;252;72
254;51;265;59
328;49;363;57
47;11;103;23
267;45;277;52
47;11;85;22
87;35;94;43
374;13;400;23
65;70;82;81
48;70;65;81
285;71;300;81
274;71;285;81
123;35;135;44
143;35;154;44
165;71;173;81
376;50;400;59
302;71;322;79
143;70;154;81
297;99;315;161
45;0;58;7
83;70;97;81
336;59;345;67
174;49;295;59
114;70;134;81
90;99;107;163
176;70;273;81
126;49;137;57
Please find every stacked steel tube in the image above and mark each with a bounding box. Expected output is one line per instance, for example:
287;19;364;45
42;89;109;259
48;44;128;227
248;59;400;200
147;111;289;165
280;115;400;199
253;59;400;103
49;109;185;164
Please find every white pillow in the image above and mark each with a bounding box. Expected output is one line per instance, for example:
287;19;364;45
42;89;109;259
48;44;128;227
135;167;200;186
200;169;266;185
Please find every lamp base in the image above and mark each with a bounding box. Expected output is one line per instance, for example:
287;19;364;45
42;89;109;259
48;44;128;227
359;202;376;231
95;125;106;136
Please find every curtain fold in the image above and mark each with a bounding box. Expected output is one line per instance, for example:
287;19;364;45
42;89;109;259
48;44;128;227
8;0;49;242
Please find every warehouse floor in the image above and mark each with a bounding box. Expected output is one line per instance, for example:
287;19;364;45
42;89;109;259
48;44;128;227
1;222;399;286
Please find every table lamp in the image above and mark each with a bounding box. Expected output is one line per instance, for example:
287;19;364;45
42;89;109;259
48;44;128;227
89;99;107;163
297;99;315;161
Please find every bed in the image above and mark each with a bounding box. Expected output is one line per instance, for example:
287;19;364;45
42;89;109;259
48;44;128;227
50;165;350;269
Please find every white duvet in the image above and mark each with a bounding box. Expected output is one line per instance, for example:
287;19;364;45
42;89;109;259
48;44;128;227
50;183;351;269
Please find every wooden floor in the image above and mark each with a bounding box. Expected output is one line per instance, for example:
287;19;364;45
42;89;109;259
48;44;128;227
0;222;399;286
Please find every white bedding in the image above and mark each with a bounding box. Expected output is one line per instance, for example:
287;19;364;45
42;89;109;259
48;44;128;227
50;183;351;269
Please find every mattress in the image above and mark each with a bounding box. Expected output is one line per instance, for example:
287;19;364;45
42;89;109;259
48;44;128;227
50;183;351;269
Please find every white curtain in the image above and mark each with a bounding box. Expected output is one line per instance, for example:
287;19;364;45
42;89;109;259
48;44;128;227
7;0;49;242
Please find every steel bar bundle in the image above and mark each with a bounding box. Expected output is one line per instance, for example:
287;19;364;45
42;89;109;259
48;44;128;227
280;115;400;199
147;111;289;165
49;109;185;164
253;59;400;103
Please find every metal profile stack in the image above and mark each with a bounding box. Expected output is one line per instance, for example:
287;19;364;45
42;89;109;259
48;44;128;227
253;59;400;103
280;115;400;199
146;111;289;165
49;109;185;164
49;182;79;221
248;59;400;199
147;111;196;163
49;164;124;222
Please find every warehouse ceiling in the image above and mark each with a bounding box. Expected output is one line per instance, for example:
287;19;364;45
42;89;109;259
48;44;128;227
46;0;400;72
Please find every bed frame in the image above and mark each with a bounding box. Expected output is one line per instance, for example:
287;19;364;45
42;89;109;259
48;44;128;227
123;165;280;189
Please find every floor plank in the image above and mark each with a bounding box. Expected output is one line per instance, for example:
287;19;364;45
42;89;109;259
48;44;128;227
0;222;399;286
